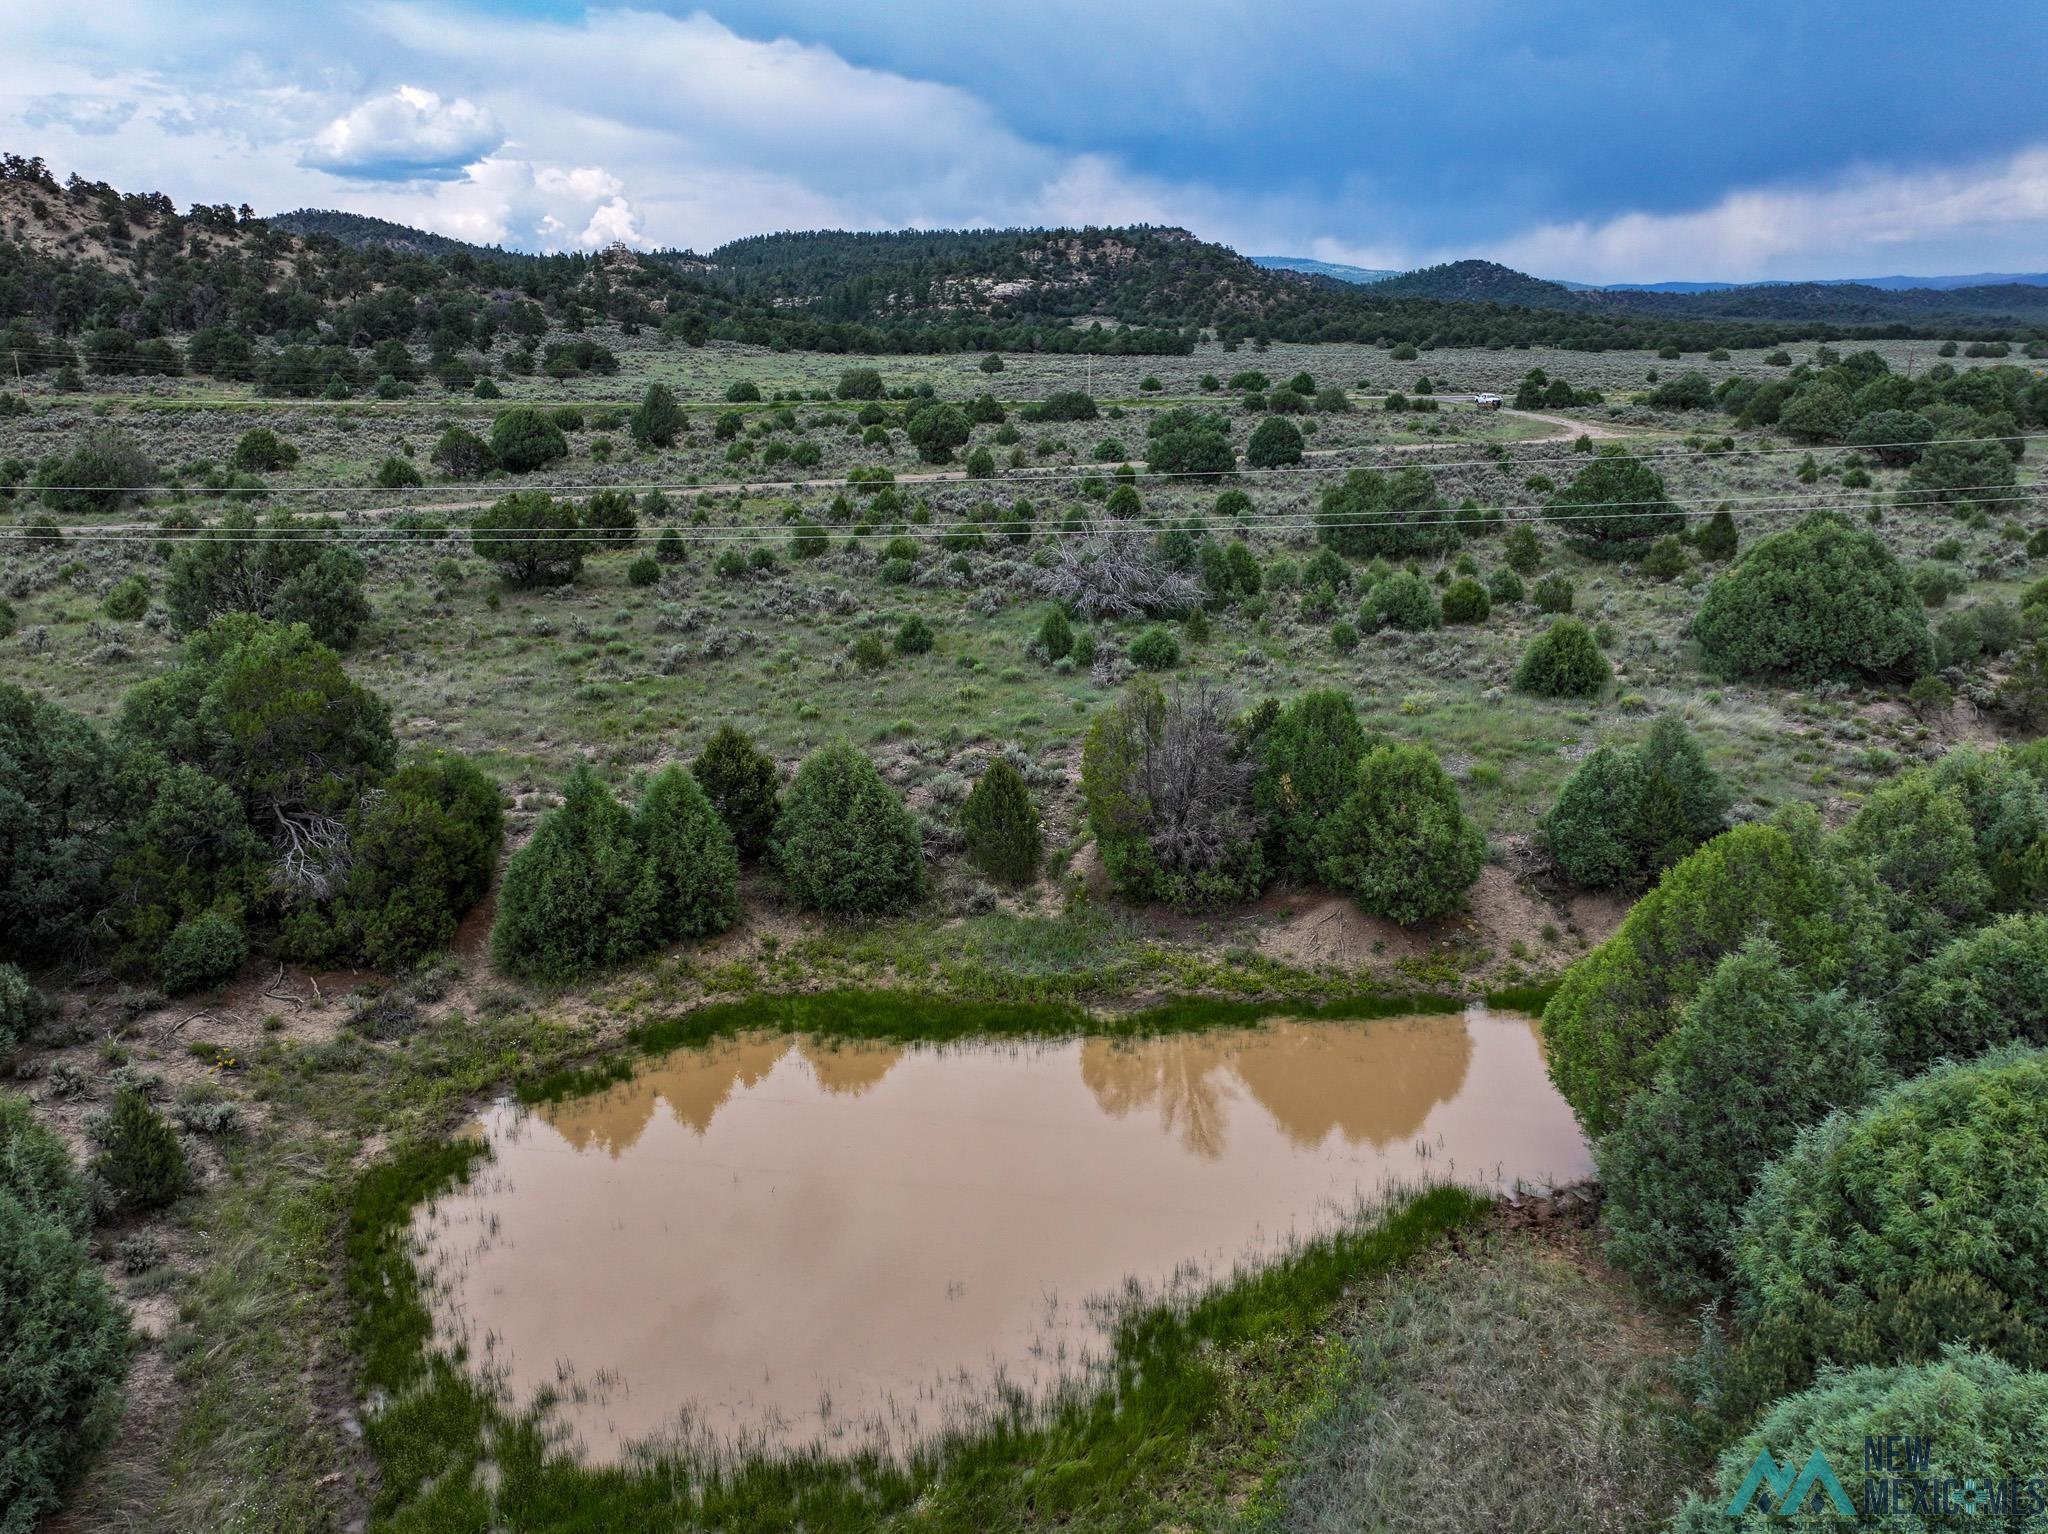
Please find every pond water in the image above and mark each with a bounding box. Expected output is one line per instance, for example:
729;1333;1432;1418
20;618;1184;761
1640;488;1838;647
409;1007;1589;1465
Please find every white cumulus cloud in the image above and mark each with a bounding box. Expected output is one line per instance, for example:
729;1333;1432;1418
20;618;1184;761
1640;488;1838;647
339;157;651;251
351;5;1189;245
1478;146;2048;283
10;1;2047;281
303;85;502;180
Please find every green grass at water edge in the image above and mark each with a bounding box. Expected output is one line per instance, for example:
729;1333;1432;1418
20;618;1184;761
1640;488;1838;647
1247;1235;1708;1534
114;965;1542;1531
1483;980;1560;1014
516;980;1523;1106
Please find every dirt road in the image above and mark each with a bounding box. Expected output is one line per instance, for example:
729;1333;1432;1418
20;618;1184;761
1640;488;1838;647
51;406;1641;533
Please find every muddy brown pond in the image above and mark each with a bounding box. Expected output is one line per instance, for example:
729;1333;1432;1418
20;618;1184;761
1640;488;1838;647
410;1008;1588;1465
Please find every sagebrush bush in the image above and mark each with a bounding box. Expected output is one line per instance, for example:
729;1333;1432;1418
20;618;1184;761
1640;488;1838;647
691;725;782;860
0;1187;131;1534
1730;1046;2048;1406
775;742;925;916
94;1087;189;1212
1672;1350;2048;1533
959;758;1043;886
1693;512;1933;683
1543;811;1849;1136
1596;939;1887;1304
1316;743;1484;925
1514;619;1608;698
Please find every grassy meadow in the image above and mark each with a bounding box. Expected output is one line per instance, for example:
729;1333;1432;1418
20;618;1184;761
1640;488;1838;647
3;329;2042;1533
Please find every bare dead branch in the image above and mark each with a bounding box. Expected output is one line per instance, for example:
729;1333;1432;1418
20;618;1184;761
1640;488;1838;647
1036;527;1202;621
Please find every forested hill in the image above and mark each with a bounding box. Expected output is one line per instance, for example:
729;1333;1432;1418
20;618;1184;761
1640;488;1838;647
1378;259;2048;326
267;208;536;265
702;225;1309;329
4;152;2045;360
1590;278;2048;324
1372;260;1581;309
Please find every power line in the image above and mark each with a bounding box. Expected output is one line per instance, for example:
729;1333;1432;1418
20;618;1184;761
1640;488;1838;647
5;463;2038;532
4;488;2034;547
6;487;2039;545
2;431;2040;500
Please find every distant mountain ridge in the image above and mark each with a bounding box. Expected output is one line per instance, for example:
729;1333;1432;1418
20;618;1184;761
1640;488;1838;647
4;157;2042;356
1597;272;2048;293
1257;251;2048;300
1249;255;1401;284
269;204;2048;326
1346;258;2048;324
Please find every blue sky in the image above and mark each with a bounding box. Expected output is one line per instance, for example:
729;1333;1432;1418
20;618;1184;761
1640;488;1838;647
5;0;2046;281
